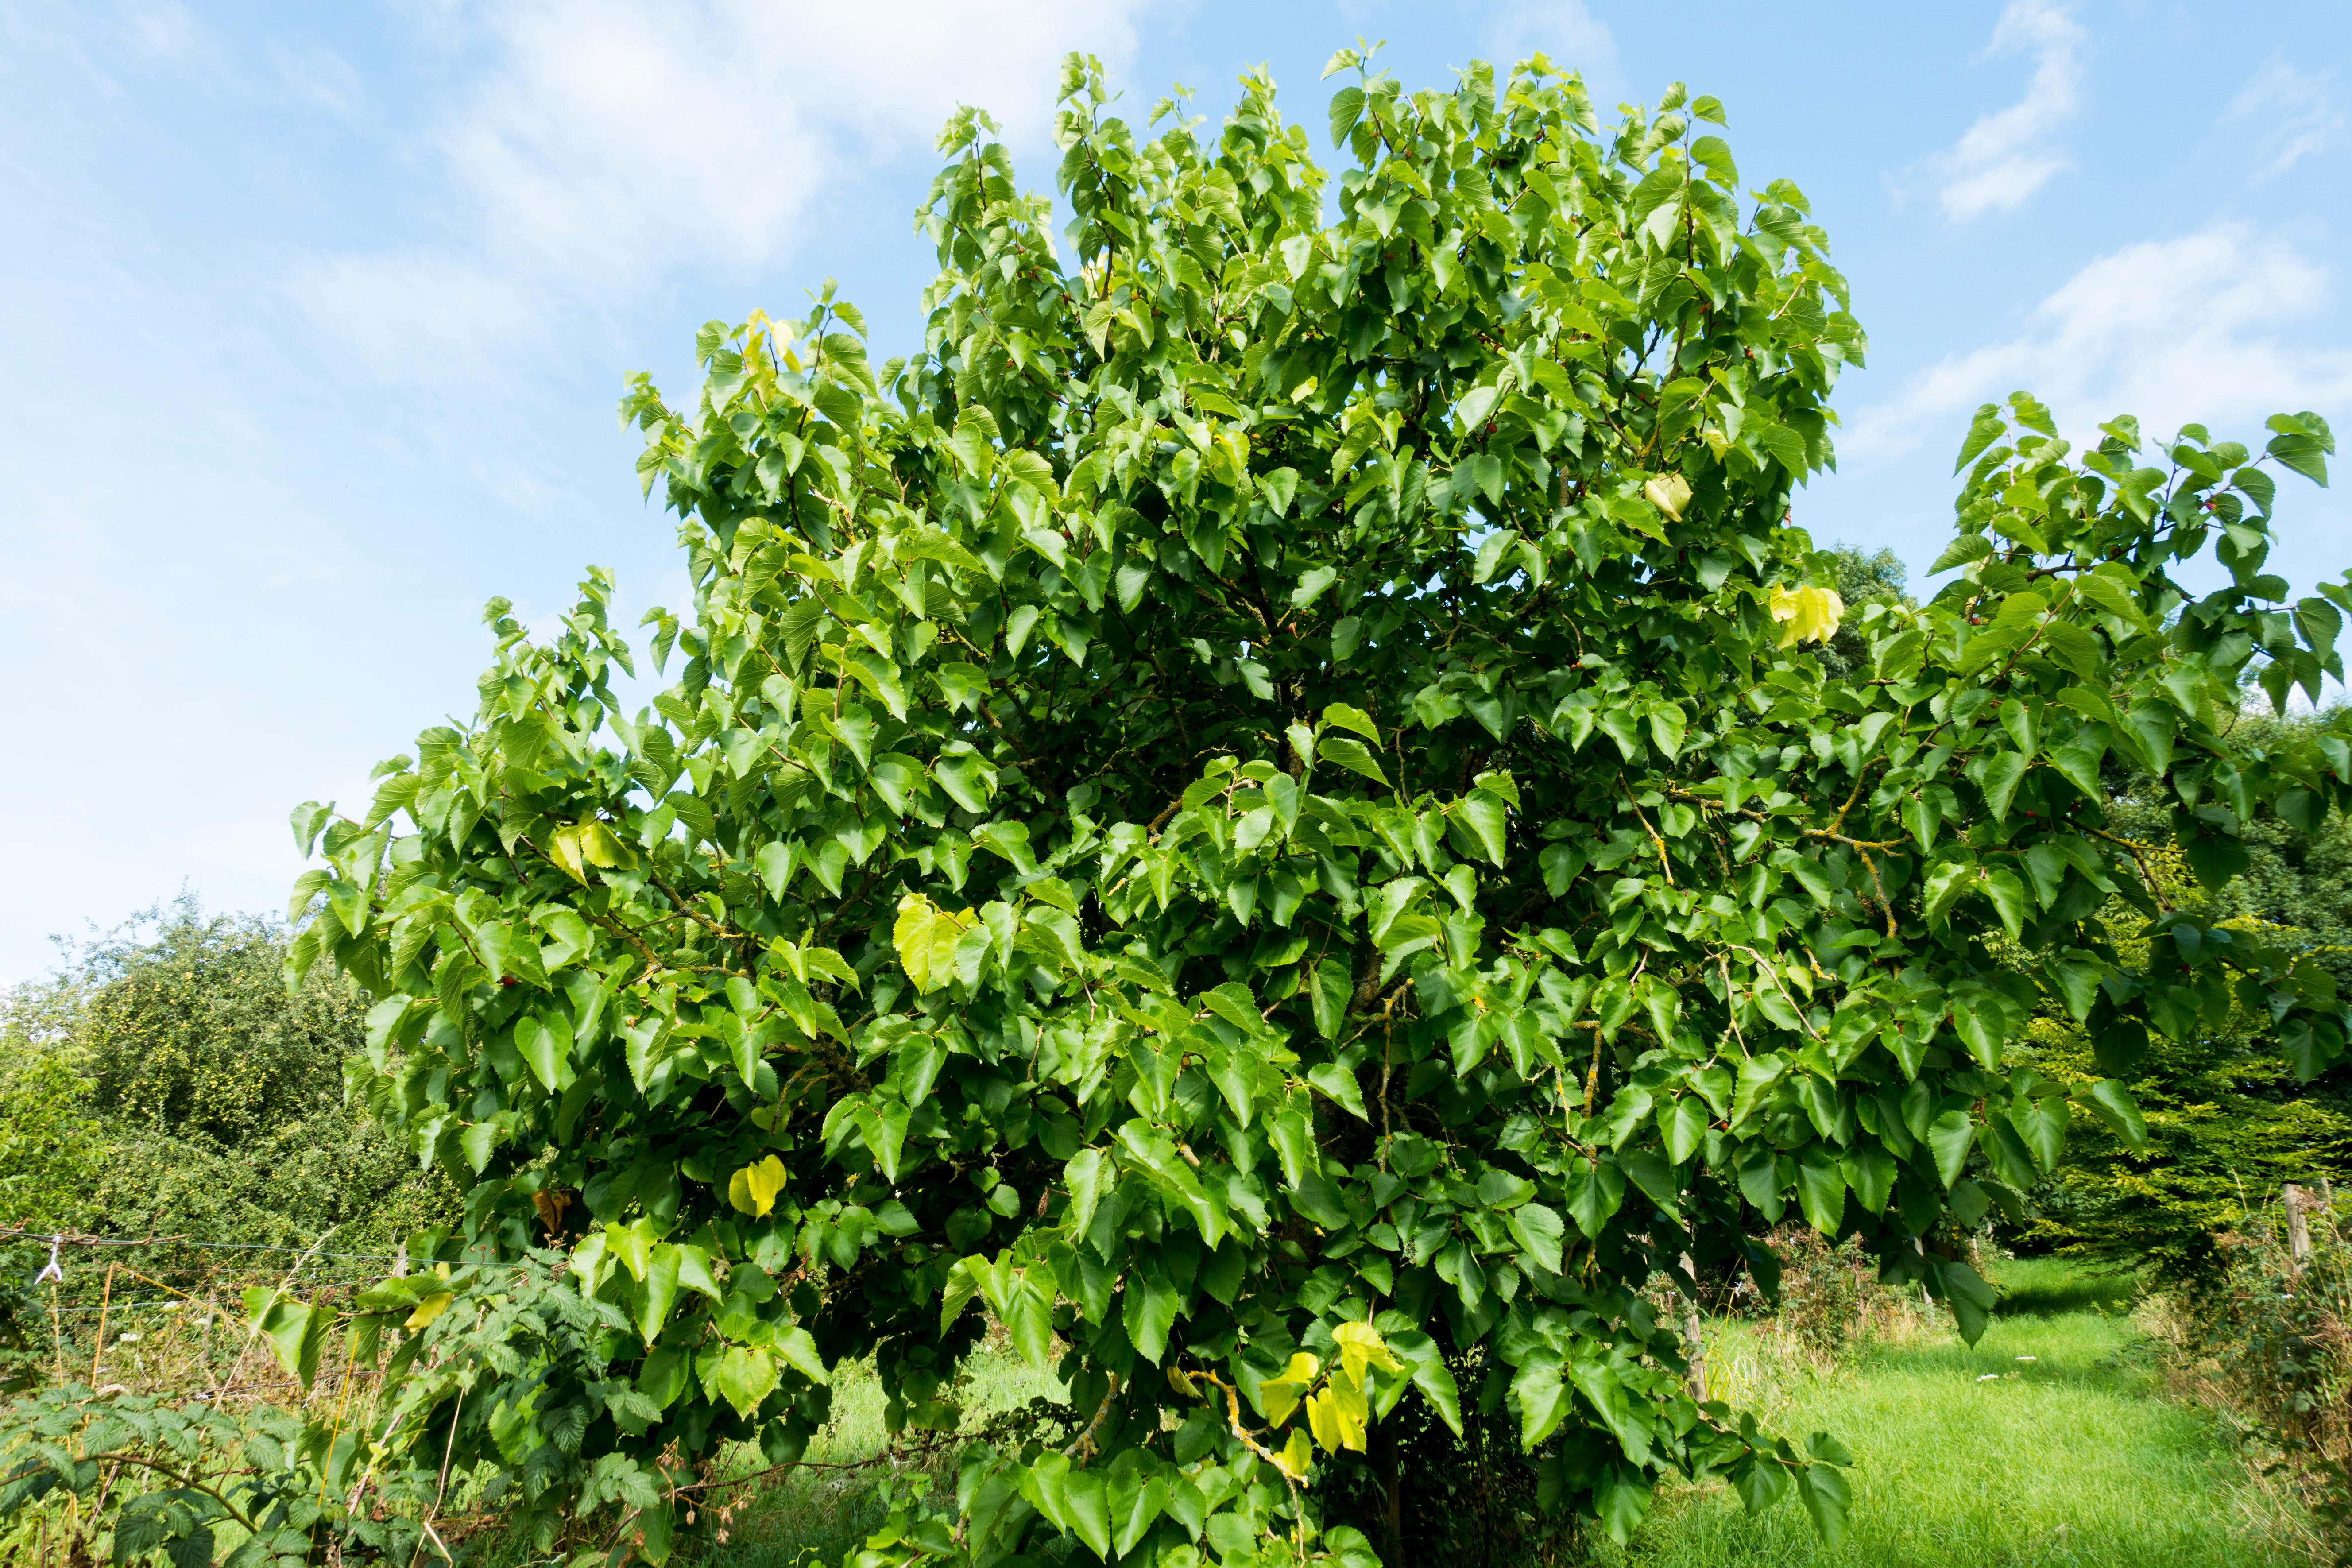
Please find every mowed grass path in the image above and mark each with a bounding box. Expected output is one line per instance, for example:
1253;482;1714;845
1596;1258;2299;1568
701;1260;2298;1568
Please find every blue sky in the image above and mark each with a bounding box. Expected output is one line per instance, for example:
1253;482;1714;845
2;0;2347;980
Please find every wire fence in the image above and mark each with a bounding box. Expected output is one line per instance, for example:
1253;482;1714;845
0;1227;419;1415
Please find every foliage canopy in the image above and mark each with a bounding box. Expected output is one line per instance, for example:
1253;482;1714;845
2023;727;2352;1278
0;902;449;1251
282;48;2348;1561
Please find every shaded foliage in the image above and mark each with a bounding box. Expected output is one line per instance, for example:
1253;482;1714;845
2026;712;2352;1277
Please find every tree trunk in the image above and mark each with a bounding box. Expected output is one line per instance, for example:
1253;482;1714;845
1678;1252;1708;1402
1373;1419;1406;1568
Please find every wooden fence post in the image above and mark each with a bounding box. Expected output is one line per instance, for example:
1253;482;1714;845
2286;1182;2313;1266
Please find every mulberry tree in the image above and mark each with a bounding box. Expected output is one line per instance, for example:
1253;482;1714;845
297;48;2346;1561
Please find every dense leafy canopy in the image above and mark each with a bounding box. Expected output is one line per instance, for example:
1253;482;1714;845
288;48;2348;1560
0;904;449;1250
2023;724;2352;1278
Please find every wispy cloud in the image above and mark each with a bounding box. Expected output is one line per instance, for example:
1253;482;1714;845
270;39;364;118
117;0;207;65
2224;56;2344;180
1481;1;1620;101
1930;0;2086;223
295;0;1161;384
1844;221;2352;468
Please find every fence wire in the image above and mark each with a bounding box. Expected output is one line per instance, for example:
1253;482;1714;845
0;1227;422;1415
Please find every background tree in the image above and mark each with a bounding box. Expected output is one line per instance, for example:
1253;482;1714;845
2022;710;2352;1276
288;47;2347;1564
0;900;454;1251
1817;544;1910;682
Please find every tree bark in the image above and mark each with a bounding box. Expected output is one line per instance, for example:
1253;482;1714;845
1679;1251;1708;1402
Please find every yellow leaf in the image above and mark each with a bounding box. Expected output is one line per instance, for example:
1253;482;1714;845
1643;473;1692;521
1260;1350;1319;1427
548;827;588;884
1328;1367;1369;1426
1306;1382;1369;1454
893;893;975;993
727;1155;788;1218
1769;584;1845;647
406;1292;453;1330
1331;1320;1401;1384
1275;1426;1314;1480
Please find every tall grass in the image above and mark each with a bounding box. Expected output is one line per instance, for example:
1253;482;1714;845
2143;1190;2352;1562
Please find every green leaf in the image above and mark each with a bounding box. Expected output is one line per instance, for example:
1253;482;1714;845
2081;1080;2148;1150
1327;84;1366;147
1318;735;1389;785
1797;1458;1852;1548
518;1012;571;1093
1310;958;1351;1040
1308;1062;1369;1120
1563;1156;1626;1239
243;1293;328;1389
635;1246;683;1343
2182;829;2251;892
1659;1097;1708;1164
1927;1108;1974;1187
1512;1359;1567;1447
1937;1259;1996;1344
290;800;333;857
1982;867;2028;941
1794;1146;1845;1234
1458;790;1509;865
2267;428;2332;486
1977;751;2027;821
1508;1201;1566;1274
704;1346;779;1419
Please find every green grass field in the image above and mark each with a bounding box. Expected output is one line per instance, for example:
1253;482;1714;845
1592;1257;2303;1568
698;1258;2302;1568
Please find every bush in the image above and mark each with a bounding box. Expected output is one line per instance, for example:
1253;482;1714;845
2154;1190;2352;1555
0;900;457;1250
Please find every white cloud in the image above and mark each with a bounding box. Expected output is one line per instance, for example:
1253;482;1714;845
1481;1;1620;101
117;0;206;64
287;250;542;383
1844;222;2352;469
298;0;1159;382
1930;0;2086;222
271;40;364;118
2223;56;2344;180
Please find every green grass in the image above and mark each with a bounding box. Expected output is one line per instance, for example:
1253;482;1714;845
697;1259;2299;1568
1594;1256;2301;1568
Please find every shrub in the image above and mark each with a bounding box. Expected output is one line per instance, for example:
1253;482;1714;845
0;901;456;1251
2155;1191;2352;1554
2015;755;2352;1280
